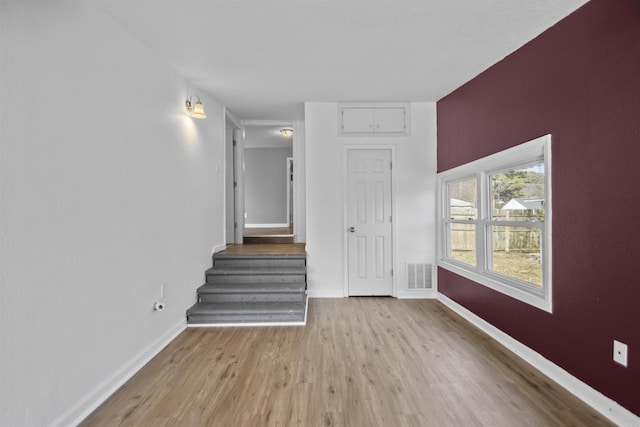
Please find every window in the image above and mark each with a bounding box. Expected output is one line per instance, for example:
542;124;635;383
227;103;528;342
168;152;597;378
447;178;477;266
438;135;552;312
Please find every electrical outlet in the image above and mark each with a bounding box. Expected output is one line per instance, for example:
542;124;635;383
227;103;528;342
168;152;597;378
613;340;628;367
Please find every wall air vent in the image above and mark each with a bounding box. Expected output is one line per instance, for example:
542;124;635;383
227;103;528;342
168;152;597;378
406;263;432;290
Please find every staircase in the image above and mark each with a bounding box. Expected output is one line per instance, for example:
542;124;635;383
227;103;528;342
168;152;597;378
186;251;307;326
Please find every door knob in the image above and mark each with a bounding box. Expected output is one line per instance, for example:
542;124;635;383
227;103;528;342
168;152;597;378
348;227;355;232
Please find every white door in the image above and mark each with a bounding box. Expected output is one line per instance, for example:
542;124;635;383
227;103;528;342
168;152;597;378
225;126;236;244
346;149;393;296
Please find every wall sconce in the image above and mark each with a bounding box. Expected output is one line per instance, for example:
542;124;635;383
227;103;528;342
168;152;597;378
185;94;207;119
280;128;293;137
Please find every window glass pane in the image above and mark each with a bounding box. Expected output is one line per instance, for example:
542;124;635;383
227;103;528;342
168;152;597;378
491;226;542;286
491;163;545;222
449;178;477;220
449;223;476;266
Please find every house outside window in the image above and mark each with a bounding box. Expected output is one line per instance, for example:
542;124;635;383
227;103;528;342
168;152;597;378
438;135;552;312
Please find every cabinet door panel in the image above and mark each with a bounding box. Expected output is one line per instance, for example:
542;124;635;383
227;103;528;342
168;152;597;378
342;108;374;133
374;108;405;133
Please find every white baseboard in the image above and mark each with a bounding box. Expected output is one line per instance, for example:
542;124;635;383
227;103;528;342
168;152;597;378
212;243;227;254
437;293;640;427
396;290;437;299
188;321;305;328
245;223;289;228
50;320;186;427
308;291;438;299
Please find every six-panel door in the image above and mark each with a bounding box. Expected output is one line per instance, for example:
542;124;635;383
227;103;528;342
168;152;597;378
346;149;393;296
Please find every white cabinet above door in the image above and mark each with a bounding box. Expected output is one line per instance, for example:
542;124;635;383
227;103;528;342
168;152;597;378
339;103;409;136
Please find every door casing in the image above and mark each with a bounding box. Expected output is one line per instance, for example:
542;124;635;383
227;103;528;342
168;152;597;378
225;111;243;245
286;157;294;226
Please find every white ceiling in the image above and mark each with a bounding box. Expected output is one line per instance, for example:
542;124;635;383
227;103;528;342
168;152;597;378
244;125;295;148
97;0;587;121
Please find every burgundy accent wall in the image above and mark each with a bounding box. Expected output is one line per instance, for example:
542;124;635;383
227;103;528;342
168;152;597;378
437;0;640;416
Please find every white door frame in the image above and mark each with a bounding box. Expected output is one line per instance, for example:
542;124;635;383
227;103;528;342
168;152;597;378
224;110;243;245
343;145;397;297
286;157;293;226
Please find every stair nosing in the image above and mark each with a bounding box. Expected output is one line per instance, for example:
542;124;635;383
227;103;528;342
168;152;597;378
206;267;306;274
197;283;305;293
187;301;306;315
213;253;306;259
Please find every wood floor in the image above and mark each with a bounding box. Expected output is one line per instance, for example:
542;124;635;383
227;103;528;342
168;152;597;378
80;299;613;427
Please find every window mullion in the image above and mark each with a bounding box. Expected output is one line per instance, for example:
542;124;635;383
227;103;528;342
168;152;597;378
493;220;544;229
476;171;487;273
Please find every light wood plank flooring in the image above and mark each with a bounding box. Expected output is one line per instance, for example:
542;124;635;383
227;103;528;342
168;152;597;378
221;243;306;255
80;299;613;427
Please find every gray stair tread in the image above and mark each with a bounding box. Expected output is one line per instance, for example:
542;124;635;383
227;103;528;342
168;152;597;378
214;253;306;259
197;283;305;294
187;301;305;315
213;259;306;268
206;266;306;275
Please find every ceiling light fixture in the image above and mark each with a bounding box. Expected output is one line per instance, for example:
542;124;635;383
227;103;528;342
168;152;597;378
185;94;207;119
280;128;293;137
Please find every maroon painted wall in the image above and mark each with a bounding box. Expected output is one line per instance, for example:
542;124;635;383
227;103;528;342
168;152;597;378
437;0;640;416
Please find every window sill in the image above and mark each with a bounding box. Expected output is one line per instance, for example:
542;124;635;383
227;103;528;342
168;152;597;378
437;259;552;313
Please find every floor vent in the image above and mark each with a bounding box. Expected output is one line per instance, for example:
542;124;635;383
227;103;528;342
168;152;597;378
406;263;432;290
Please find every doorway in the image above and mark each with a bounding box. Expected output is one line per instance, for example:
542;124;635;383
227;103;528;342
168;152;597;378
346;148;393;296
242;121;300;243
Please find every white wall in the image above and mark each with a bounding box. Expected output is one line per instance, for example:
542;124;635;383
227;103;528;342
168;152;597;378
0;2;225;426
305;103;437;298
292;121;307;243
245;147;293;225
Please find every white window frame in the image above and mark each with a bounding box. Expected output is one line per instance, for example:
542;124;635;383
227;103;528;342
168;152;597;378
437;134;552;312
